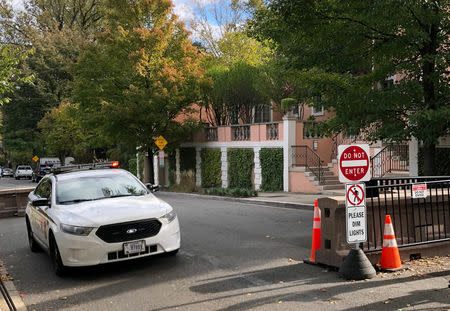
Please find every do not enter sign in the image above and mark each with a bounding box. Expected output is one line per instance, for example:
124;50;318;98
338;144;371;183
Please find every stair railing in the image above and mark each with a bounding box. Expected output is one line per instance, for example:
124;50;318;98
292;145;325;184
371;144;409;178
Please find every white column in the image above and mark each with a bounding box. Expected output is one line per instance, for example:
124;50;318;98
153;154;159;185
254;147;261;190
195;147;202;187
175;148;181;185
136;149;141;180
221;147;228;188
283;115;297;192
409;137;419;176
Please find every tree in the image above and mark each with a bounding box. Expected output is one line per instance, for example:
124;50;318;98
202;61;268;125
251;0;450;175
1;0;106;162
73;0;204;153
38;101;86;163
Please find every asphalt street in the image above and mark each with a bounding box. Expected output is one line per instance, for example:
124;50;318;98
0;179;449;311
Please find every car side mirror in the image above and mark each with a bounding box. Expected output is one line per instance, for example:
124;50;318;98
32;198;50;207
146;184;159;192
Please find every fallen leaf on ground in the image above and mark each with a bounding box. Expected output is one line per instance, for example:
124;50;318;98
320;288;328;292
288;258;294;263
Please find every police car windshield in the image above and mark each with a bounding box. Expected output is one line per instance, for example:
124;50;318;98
56;174;148;204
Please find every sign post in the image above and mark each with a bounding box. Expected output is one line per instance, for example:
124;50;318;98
345;183;367;244
338;144;375;280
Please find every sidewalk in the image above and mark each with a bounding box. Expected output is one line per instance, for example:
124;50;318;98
158;190;346;210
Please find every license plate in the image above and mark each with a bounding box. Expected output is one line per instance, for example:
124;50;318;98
123;240;146;255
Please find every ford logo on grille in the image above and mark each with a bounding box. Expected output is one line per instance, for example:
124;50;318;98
126;228;137;234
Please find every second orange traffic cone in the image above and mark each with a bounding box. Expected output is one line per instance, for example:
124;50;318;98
380;215;404;271
309;199;321;262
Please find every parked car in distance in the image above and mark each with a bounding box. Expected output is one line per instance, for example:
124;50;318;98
15;165;33;179
2;168;14;178
32;166;52;183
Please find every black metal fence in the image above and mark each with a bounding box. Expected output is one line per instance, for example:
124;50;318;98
361;179;450;252
370;144;409;178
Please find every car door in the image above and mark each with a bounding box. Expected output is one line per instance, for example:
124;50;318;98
30;178;53;247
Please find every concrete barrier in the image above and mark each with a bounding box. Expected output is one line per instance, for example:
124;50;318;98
316;195;450;268
0;187;34;218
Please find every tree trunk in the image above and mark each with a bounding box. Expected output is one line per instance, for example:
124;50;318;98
422;144;436;176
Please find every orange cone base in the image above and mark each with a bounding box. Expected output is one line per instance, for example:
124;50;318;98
380;248;407;272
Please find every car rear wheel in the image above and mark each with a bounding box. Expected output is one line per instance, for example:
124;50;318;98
50;233;67;276
26;218;41;253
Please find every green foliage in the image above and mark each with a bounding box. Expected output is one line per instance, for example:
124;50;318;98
168;170;198;193
251;0;450;175
418;148;450;176
202;61;268;125
216;32;272;67
228;148;254;189
281;98;297;114
201;149;221;188
203;187;258;198
73;0;204;152
260;148;283;191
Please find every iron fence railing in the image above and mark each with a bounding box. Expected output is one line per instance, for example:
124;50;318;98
292;145;325;184
231;125;250;141
360;179;450;252
266;122;279;140
205;127;218;141
371;144;409;178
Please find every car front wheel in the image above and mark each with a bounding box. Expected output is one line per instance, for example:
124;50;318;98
50;234;67;276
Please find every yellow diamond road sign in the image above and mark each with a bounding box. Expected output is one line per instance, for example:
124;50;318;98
32;155;39;162
154;135;167;150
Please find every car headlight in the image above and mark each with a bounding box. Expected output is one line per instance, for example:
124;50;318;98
60;223;94;236
160;210;177;224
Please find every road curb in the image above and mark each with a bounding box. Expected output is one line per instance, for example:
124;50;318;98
157;191;314;211
0;260;27;311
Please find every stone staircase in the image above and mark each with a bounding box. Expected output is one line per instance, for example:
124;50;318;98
304;166;344;192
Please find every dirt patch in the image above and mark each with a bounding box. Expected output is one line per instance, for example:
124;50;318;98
376;255;450;279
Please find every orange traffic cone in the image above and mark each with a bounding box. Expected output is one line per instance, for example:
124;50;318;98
309;199;321;262
380;215;404;271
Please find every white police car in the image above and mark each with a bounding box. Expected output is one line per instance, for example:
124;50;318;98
25;162;180;276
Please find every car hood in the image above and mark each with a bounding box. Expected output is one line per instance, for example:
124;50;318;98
56;195;171;227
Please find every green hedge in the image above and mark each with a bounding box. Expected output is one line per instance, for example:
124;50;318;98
203;187;257;197
260;148;283;191
228;148;254;189
201;149;221;188
418;147;450;176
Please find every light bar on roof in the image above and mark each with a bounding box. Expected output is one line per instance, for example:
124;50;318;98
51;161;119;174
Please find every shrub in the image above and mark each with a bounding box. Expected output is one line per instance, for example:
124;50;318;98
201;149;221;188
180;147;196;172
168;170;198;193
418;147;450;176
260;148;283;191
228;148;254;189
203;187;257;197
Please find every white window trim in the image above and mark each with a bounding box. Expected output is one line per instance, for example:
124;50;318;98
311;106;324;116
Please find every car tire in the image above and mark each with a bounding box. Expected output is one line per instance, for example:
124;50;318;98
26;218;41;253
50;233;67;276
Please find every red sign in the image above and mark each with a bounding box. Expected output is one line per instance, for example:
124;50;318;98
346;184;365;206
338;144;371;182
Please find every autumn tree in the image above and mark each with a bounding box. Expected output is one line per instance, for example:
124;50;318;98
251;0;450;175
73;0;204;153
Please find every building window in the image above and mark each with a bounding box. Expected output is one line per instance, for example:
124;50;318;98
311;106;324;116
253;105;271;123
